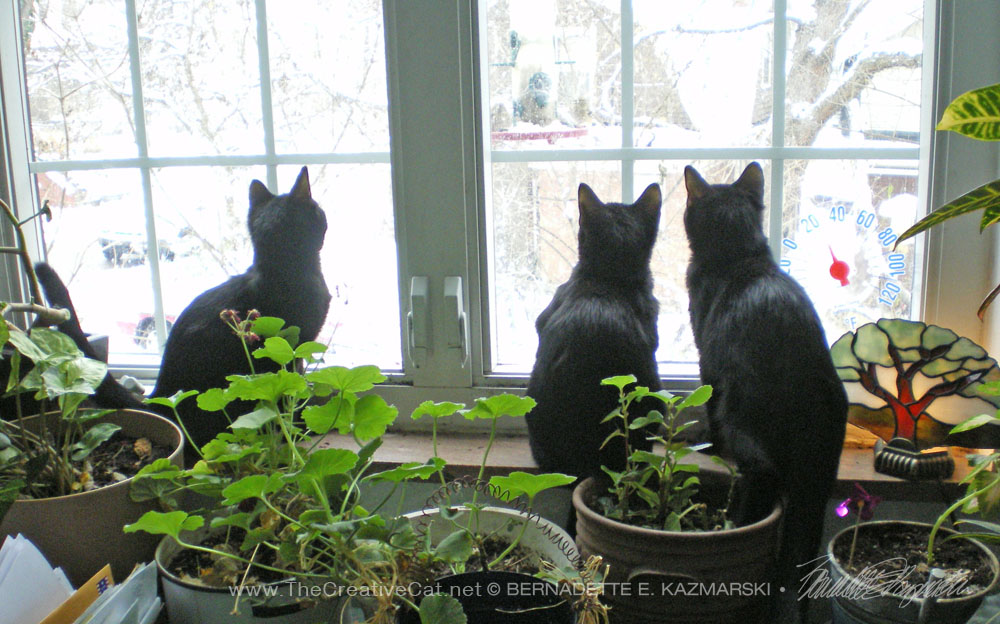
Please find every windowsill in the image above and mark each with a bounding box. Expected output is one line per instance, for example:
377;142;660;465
316;431;979;502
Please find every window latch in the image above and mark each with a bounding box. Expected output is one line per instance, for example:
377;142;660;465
407;276;429;368
444;276;469;367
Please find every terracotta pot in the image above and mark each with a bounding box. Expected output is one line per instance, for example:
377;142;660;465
155;528;348;624
0;409;184;586
827;520;1000;623
572;474;782;624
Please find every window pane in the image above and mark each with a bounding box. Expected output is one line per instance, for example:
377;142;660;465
36;169;161;364
633;1;774;148
268;0;389;153
780;159;918;342
783;1;923;148
137;0;264;157
485;0;621;151
488;160;621;370
150;166;264;356
284;164;402;370
21;0;135;161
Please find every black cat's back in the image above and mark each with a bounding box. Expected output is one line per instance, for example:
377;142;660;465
526;183;662;479
683;163;847;622
152;167;330;448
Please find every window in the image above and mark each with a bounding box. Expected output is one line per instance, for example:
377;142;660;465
1;1;996;413
482;0;925;374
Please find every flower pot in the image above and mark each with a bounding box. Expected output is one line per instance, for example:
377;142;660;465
826;520;1000;624
397;570;575;624
572;474;782;624
155;527;350;624
406;505;579;572
0;408;184;586
398;506;579;623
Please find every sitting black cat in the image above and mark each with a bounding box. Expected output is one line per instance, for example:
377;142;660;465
150;166;330;448
4;168;330;451
683;162;847;623
526;183;662;479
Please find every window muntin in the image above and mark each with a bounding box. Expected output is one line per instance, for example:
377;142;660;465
14;0;399;373
482;0;923;375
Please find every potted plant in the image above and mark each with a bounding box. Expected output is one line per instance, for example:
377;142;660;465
825;476;1000;623
398;396;583;623
126;312;590;624
571;375;782;624
0;199;184;587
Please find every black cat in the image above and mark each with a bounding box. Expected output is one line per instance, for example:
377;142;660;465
683;162;847;622
526;183;662;479
149;166;331;448
0;262;146;418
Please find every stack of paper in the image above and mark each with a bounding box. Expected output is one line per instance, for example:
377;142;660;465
0;535;161;624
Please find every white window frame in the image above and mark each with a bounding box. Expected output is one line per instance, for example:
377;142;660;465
1;1;998;425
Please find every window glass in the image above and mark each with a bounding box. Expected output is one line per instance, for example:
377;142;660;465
21;0;134;161
17;0;399;371
484;0;923;373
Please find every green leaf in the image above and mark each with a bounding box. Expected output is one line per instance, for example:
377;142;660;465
897;179;1000;245
306;365;386;393
488;471;575;501
303;396;353;435
418;594;467;624
0;479;26;522
296;448;359;483
251;316;286;338
629;450;665;468
629;412;664;429
226;370;307;403
353;394;399;440
210;512;256;532
70;422;121;461
123;510;204;539
368;457;446;483
951;413;1000;434
229;406;279;430
294;341;327;362
146;389;198;410
221;473;285;505
434;529;473;563
461;394;536;420
678;385;713;410
411;400;465;421
195;388;231;412
253;336;296;366
936;82;1000;141
601;375;637;391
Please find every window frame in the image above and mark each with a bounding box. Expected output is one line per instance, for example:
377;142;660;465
1;0;998;424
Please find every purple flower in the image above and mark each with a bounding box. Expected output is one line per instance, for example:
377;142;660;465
836;483;882;521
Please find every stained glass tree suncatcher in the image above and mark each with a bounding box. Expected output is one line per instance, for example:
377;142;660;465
831;319;1000;449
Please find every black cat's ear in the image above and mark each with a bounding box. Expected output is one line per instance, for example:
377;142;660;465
635;183;662;225
578;183;602;222
290;166;311;200
684;166;710;205
733;162;765;199
249;180;274;207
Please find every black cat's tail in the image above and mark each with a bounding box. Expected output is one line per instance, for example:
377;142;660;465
34;262;146;410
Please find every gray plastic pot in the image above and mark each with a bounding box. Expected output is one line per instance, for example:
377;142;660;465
827;520;1000;624
155;526;352;624
1;408;184;586
573;474;782;624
